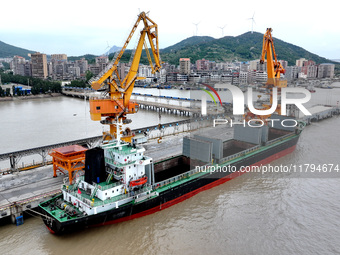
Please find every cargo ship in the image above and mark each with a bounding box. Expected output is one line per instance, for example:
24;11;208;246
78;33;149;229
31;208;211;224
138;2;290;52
39;22;303;234
39;117;305;234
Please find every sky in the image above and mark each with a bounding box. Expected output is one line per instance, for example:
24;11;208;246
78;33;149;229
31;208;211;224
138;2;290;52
1;0;339;60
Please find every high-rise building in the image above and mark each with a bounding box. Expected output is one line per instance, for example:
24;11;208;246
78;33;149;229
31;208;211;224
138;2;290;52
296;58;307;67
249;59;259;71
11;56;26;76
51;54;67;61
95;56;109;73
31;52;48;79
196;59;209;70
300;60;315;75
179;58;190;75
285;66;300;81
317;63;335;78
307;65;318;78
239;71;248;85
75;58;88;74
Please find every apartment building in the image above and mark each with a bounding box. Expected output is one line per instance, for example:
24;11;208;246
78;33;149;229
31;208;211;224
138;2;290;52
11;56;26;76
51;54;67;61
75;58;88;74
31;52;48;79
179;58;190;75
317;63;335;78
296;58;307;67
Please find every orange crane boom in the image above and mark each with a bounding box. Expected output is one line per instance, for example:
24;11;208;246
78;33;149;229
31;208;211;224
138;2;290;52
260;28;287;88
89;12;162;142
245;28;287;121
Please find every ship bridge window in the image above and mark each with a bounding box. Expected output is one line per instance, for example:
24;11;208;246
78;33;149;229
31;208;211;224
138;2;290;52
112;190;114;193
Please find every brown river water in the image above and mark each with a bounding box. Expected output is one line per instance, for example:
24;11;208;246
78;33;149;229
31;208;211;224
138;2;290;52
0;88;340;254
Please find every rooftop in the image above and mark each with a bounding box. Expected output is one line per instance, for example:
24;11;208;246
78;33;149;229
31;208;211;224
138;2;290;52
51;145;87;156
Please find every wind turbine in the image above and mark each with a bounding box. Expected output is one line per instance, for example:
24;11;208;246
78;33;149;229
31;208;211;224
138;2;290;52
193;21;201;36
218;24;227;37
248;12;256;34
104;41;111;56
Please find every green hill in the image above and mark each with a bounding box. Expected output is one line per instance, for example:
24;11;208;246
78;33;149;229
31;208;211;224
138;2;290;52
1;33;338;72
160;32;336;67
0;40;35;58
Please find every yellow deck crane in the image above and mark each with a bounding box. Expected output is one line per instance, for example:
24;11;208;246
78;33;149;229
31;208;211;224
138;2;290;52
245;28;287;121
89;12;162;143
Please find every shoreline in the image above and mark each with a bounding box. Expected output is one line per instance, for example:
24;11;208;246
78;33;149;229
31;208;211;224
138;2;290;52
0;93;62;102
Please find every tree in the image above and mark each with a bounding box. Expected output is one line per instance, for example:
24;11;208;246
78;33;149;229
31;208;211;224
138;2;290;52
70;80;87;88
85;70;94;83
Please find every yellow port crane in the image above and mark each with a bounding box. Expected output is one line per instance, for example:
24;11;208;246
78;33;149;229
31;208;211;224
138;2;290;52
260;28;287;88
89;11;162;143
245;28;287;121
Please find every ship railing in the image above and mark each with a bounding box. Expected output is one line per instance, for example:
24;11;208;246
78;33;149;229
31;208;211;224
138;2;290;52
218;133;295;164
131;185;152;197
94;193;130;207
72;178;82;191
68;190;92;206
106;159;138;168
90;184;99;199
97;181;121;191
219;145;261;164
91;185;152;207
265;133;295;146
153;166;206;188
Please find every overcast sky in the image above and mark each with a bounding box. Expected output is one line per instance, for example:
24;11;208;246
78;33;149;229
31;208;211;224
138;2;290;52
1;0;339;60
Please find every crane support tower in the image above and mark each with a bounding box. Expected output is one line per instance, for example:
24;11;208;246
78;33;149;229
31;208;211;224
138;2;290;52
89;12;162;143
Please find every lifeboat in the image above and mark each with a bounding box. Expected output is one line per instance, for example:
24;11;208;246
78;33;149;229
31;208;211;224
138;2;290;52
129;176;147;187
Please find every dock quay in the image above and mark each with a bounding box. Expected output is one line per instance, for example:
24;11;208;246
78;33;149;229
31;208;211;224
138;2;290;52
300;105;340;124
135;99;221;116
62;88;229;116
0;115;227;174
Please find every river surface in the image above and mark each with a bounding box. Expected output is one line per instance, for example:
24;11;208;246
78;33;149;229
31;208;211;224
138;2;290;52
0;88;340;254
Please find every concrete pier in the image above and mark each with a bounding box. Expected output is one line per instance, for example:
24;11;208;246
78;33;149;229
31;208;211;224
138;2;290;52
61;89;226;117
300;105;340;124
